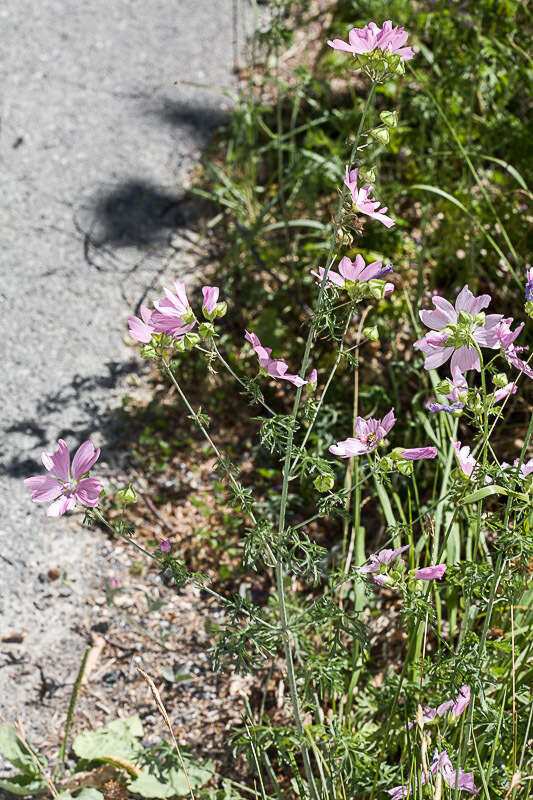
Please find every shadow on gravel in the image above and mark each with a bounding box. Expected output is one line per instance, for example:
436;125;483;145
1;360;144;478
150;97;229;138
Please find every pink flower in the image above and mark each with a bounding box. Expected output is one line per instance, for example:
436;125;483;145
128;305;155;343
358;545;410;580
414;564;447;580
453;441;491;485
308;368;318;388
245;331;307;388
452;685;470;719
399;447;437;460
327;20;414;61
501;458;533;479
415;286;503;372
160;539;171;553
311;255;392;288
151;280;196;338
329;409;396;457
495;317;524;350
202;285;219;316
24;439;103;517
504;345;533;379
430;750;477;795
344;167;395;228
493;382;517;403
526;268;533;302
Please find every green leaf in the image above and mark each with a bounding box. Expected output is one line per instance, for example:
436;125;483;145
0;776;47;796
460;485;529;504
72;717;144;763
127;759;214;798
0;724;47;775
76;790;105;799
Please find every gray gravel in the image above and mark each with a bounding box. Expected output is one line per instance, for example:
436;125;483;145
0;0;253;743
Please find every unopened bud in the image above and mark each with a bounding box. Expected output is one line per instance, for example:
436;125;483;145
363;325;379;342
181;308;196;324
314;473;335;493
493;372;508;389
369;127;390;145
183;332;200;350
214;301;227;319
199;322;215;339
380;110;398;128
436;379;452;396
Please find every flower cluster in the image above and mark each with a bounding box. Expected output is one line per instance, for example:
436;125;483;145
311;254;394;298
388;748;477;798
357;544;446;587
407;685;470;729
128;281;225;345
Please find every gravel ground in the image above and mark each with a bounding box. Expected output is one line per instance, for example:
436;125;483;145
0;0;255;746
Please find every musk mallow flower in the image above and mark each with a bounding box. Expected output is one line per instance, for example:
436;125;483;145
388;749;477;798
344;167;395;228
407;686;470;729
493;381;517;403
358;544;410;585
327;20;414;61
160;539;172;553
312;254;392;287
414;564;447;580
501;458;533;479
428;367;468;414
329;409;396;457
245;331;307;388
25;439;103;517
128;280;196;343
202;285;219;316
415;285;503;372
453;441;491;485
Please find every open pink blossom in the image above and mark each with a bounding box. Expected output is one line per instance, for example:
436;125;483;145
414;564;447;581
495;317;524;350
24;439;103;517
151;280;196;338
358;544;410;585
399;447;437;460
452;685;471;718
128;305;155;343
344;167;395;228
415;286;503;372
430;750;477;795
501;458;533;479
245;331;307;388
330;409;396;457
408;685;470;729
312;254;393;288
160;539;171;553
327;20;414;61
503;343;533;380
202;285;219;315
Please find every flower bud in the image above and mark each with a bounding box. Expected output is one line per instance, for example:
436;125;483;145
436;379;452;396
525;300;533;319
183;332;200;350
380;110;398;128
199;322;215;339
214;301;227;318
363;325;379;342
369;127;390;145
181;307;196;325
492;372;508;389
314;473;335;493
116;484;137;505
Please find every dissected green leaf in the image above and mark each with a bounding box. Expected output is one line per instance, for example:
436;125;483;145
72;717;143;763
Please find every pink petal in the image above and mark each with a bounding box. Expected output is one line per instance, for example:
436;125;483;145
419;308;451;331
327;38;355;52
455;285;490;314
41;439;71;481
432;296;457;323
400;447;437;460
76;478;103;507
128;315;153;343
24;475;63;503
451;346;480;373
424;347;452;370
46;493;76;517
71;441;100;479
381;409;396;434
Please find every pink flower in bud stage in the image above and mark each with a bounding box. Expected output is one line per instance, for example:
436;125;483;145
399;447;437;460
327;20;414;61
160;539;171;553
329;409;396;457
308;368;318;388
245;331;307;388
493;382;517;403
128;305;155;344
202;285;219;315
415;286;503;373
25;439;103;517
311;255;393;288
344;167;395;228
414;564;447;580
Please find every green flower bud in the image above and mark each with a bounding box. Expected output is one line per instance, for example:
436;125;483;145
363;325;379;342
380;110;398;128
493;372;508;389
436;379;452;396
181;308;196;324
199;322;216;339
183;332;200;350
314;473;335;493
525;300;533;319
369;127;390;145
116;484;137;505
214;301;227;319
